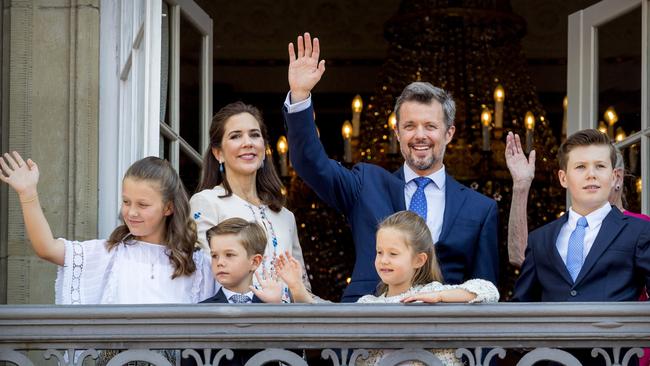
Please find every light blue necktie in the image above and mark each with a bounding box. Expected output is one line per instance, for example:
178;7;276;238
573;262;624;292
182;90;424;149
229;294;252;303
408;177;432;220
566;216;588;282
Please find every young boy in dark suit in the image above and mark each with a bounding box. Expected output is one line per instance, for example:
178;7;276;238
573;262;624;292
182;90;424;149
184;218;282;366
513;129;650;365
201;217;281;305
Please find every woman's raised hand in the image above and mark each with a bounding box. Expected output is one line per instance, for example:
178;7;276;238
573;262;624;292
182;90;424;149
0;151;39;199
288;32;326;103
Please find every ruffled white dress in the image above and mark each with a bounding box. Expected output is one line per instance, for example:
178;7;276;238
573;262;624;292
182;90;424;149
355;279;500;366
55;239;217;304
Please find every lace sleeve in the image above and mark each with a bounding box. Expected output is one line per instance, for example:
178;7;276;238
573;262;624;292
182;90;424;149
55;239;113;304
434;278;500;303
191;250;218;303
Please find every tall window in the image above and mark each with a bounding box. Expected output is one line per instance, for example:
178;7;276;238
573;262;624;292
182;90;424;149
99;0;212;237
567;0;649;214
160;0;212;193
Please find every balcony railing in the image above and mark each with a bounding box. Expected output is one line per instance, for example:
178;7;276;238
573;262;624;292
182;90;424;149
1;302;649;365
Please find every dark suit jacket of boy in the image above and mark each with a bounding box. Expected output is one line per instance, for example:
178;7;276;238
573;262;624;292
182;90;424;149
182;288;264;366
201;287;264;304
513;206;650;302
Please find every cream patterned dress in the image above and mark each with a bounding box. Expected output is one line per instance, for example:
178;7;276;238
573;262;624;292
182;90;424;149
355;279;499;366
190;185;311;302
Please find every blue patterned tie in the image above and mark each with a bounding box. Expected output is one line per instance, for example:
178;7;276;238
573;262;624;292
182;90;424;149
566;216;588;282
409;177;432;220
229;294;252;303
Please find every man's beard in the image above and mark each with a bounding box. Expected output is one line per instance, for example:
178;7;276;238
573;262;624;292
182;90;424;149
403;145;444;172
405;154;436;171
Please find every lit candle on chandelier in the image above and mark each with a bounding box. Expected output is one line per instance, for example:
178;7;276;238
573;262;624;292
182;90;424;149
493;85;504;129
481;108;492;151
276;135;288;177
342;120;353;163
388;112;398;154
604;106;618;138
351;95;363;137
525;111;535;153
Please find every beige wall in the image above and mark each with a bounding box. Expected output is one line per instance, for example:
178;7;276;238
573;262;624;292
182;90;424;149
2;0;99;304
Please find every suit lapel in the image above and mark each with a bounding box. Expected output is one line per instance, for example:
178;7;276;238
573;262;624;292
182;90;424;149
544;214;574;285
574;207;626;285
201;288;228;303
439;175;467;241
392;167;407;212
252;295;264;303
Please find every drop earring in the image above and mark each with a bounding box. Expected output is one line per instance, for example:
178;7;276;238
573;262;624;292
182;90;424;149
219;162;224;173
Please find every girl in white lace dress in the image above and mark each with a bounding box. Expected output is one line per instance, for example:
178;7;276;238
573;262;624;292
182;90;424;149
0;153;216;304
275;211;499;366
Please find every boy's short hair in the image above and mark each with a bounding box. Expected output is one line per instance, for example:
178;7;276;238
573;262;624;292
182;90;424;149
557;129;616;171
206;218;267;256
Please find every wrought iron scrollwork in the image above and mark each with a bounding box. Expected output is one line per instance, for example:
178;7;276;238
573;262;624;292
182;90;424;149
455;347;506;366
321;348;370;366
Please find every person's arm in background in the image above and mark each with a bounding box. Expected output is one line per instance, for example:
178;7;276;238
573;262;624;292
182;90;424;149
505;132;536;268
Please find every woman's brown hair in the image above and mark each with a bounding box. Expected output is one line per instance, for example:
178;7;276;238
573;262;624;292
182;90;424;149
196;102;285;212
107;157;198;278
375;211;444;295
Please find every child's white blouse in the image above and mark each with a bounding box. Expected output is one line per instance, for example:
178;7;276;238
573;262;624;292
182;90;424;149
355;279;499;366
55;239;217;304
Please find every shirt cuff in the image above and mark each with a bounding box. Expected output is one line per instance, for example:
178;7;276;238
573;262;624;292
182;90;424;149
284;91;312;113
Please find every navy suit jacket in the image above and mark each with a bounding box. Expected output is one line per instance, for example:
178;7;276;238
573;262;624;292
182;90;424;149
284;104;499;302
182;289;264;366
200;288;264;304
513;206;650;302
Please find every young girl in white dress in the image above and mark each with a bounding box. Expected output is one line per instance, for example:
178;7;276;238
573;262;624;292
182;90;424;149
0;152;216;304
275;210;499;366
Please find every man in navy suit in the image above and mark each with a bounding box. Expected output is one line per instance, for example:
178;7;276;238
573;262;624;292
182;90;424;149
513;129;650;302
283;33;499;302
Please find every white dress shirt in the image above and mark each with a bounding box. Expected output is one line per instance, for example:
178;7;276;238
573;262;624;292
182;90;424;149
403;164;446;243
221;287;255;303
555;202;612;264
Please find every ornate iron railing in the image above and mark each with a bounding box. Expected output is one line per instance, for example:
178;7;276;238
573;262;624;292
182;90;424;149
1;302;649;365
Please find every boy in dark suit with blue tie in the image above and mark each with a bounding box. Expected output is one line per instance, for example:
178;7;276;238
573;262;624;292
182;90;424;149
200;217;282;305
184;218;282;366
513;129;650;365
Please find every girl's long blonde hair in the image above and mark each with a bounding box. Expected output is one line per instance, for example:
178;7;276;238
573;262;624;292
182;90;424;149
376;211;443;295
107;157;198;279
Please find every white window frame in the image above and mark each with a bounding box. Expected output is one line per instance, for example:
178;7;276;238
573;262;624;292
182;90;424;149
99;0;212;238
567;0;649;213
161;0;212;169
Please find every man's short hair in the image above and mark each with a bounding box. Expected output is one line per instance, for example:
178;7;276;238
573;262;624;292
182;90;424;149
557;129;616;171
394;82;456;129
206;218;267;256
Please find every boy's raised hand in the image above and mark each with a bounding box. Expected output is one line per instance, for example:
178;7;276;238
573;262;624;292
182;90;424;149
250;269;283;304
0;151;39;199
288;32;325;103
